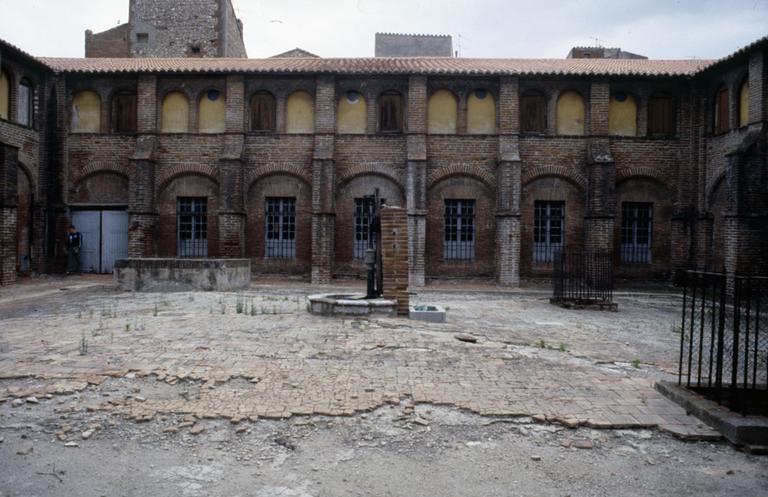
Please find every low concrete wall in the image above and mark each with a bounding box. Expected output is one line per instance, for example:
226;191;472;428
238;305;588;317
114;258;251;292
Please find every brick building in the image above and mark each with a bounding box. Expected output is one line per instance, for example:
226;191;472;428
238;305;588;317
0;1;766;287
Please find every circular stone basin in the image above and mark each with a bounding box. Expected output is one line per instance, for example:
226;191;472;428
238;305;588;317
308;293;397;317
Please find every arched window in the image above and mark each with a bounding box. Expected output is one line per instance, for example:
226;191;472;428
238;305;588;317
555;90;585;135
198;89;226;133
17;79;33;127
467;89;496;134
0;70;10;120
738;78;749;128
337;91;366;134
112;91;137;133
714;85;729;134
285;90;315;134
427;89;457;134
71;91;101;133
648;94;675;137
160;92;190;133
608;92;638;136
520;90;547;134
250;91;276;132
378;91;403;133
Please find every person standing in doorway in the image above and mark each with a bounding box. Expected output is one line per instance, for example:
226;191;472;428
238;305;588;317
66;225;82;275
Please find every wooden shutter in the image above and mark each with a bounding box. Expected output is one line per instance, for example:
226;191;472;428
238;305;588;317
379;93;402;132
521;93;546;133
715;88;729;134
250;92;276;131
648;96;674;137
115;93;137;132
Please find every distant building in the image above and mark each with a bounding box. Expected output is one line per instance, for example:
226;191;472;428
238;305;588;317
271;48;320;59
85;0;246;58
567;47;647;59
375;33;453;57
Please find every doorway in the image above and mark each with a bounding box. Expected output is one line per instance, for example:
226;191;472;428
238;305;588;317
71;209;129;273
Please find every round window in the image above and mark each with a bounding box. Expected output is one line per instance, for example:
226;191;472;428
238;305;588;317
474;89;487;100
207;90;221;101
346;91;360;103
614;92;627;102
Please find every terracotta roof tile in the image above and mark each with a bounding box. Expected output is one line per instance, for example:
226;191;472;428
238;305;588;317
38;56;712;77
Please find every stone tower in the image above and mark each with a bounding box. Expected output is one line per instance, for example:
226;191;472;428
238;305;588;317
86;0;247;58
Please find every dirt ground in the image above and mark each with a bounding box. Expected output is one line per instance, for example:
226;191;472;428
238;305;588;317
0;276;766;497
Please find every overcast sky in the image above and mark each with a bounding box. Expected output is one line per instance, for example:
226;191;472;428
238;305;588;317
0;0;766;60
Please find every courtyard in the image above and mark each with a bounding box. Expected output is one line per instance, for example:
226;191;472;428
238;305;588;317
0;276;766;496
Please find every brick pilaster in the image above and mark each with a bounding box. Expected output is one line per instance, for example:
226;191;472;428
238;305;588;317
496;137;521;286
311;76;336;284
137;75;157;134
406;76;427;287
128;136;158;257
584;140;615;256
218;135;245;257
0;143;19;285
225;75;245;133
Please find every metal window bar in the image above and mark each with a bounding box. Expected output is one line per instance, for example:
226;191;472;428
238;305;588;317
265;197;296;259
444;199;475;260
678;271;767;416
533;201;564;263
354;198;374;260
177;197;208;257
621;202;653;264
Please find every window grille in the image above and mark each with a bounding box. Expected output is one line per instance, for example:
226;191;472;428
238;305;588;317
353;198;374;260
533;200;564;263
444;199;475;260
177;197;208;257
621;202;653;264
265;197;296;259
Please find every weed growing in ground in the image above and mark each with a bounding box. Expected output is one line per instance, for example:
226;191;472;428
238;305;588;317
221;304;226;315
153;304;159;317
538;339;546;349
632;359;641;369
125;323;131;332
79;333;88;356
559;343;567;352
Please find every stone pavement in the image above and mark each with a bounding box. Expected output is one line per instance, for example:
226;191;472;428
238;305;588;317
0;278;717;438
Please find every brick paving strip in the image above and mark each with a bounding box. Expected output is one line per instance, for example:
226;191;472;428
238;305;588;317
0;281;719;440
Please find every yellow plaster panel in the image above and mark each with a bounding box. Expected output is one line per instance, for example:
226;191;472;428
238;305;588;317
71;91;101;133
467;89;496;134
428;89;457;134
198;91;226;133
556;90;585;136
608;94;637;136
739;80;749;127
337;92;366;134
286;90;315;134
0;71;8;120
161;91;190;133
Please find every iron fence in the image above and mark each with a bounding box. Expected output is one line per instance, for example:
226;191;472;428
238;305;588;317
551;250;614;306
678;271;768;415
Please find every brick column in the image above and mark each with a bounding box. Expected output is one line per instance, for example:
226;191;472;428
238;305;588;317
128;136;158;257
724;133;768;277
381;206;410;316
311;76;336;284
225;75;245;133
496;77;521;286
584;141;615;255
0;144;19;285
406;76;427;287
218;135;245;257
137;75;157;134
584;82;615;257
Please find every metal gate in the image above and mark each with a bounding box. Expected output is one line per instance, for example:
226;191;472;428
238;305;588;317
71;210;129;274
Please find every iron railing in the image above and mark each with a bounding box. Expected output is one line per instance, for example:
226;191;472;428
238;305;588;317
552;250;614;305
678;271;768;415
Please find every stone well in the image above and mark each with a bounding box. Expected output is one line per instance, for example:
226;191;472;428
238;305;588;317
308;293;398;318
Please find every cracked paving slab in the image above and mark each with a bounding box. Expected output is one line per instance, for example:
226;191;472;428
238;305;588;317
0;279;716;438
